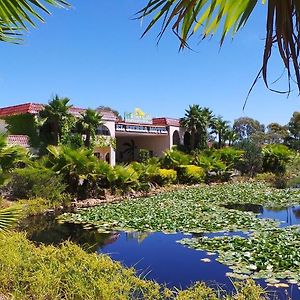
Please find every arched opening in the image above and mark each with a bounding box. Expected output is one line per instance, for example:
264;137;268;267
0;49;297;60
184;132;191;149
172;130;180;146
105;153;110;164
96;125;111;136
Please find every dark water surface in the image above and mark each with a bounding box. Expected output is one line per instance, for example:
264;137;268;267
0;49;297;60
18;205;300;299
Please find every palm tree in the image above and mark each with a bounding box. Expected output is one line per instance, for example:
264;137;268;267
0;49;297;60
180;105;214;150
0;0;69;43
77;109;103;148
138;1;300;94
211;117;230;148
39;95;73;146
122;140;137;162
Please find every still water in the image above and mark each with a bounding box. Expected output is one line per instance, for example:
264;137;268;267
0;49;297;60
18;205;300;299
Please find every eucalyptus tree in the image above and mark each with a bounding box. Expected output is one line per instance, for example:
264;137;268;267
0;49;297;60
39;95;73;146
180;105;214;150
286;112;300;149
211;116;230;148
138;1;300;94
233;117;264;141
0;0;69;43
77;109;103;148
266;123;289;144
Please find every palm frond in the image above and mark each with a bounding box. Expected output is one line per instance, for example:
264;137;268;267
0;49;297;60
0;0;70;42
138;0;300;94
0;206;21;233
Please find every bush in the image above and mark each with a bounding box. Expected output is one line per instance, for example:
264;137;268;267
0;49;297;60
9;167;68;204
160;149;192;169
262;144;294;174
235;140;263;177
155;169;177;185
255;172;277;184
138;149;152;163
178;165;205;184
107;165;139;192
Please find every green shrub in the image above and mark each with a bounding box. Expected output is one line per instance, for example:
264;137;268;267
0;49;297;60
235;140;263;177
9;167;68;204
160;149;192;169
107;165;139;192
178;165;205;184
138;148;152;163
255;172;277;184
262;144;294;174
155;169;177;185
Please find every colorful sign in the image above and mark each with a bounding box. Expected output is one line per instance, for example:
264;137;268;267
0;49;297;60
124;108;152;124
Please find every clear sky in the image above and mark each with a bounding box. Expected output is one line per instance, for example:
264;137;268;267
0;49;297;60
0;1;299;126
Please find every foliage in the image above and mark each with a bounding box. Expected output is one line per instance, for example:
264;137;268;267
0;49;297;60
235;140;263;177
39;95;73;147
262;144;294;175
177;165;205;184
0;206;21;233
0;134;29;176
45;145;100;197
265;123;288;145
130;161;160;185
59;184;279;233
286;112;300;150
180;227;300;286
94;136;116;150
233;117;264;141
4;114;40;148
161;149;192;169
155;169;177;186
0;232;167;300
9;167;68;204
138;148;152;163
255;172;277;185
137;1;300;94
107;165;139;192
180;105;214;150
0;232;270;299
76;109;103;148
210;116;230;148
0;0;69;43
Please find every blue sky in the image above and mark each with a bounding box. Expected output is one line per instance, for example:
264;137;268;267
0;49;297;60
0;1;299;126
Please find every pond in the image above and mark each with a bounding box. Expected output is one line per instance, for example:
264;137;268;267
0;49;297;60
18;204;300;299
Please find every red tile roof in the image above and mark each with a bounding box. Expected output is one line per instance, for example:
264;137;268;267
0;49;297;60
7;135;30;148
0;103;116;121
152;117;180;126
0;103;43;118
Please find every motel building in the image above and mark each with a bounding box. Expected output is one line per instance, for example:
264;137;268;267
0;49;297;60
0;103;187;165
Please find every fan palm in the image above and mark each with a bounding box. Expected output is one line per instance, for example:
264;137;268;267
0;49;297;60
77;109;103;148
138;0;300;94
0;0;69;43
0;206;21;233
211;116;230;148
39;95;73;146
180;105;213;150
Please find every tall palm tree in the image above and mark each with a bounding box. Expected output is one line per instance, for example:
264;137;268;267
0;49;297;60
0;0;69;43
39;95;73;146
180;105;214;150
138;1;300;94
77;109;103;148
211;117;230;148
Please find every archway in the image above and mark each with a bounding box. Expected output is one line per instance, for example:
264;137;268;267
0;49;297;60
96;125;111;136
172;130;180;146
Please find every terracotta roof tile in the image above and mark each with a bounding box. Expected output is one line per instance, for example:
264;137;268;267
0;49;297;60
152;117;180;126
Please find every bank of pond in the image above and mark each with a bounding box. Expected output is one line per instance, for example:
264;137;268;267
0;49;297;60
9;183;299;299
